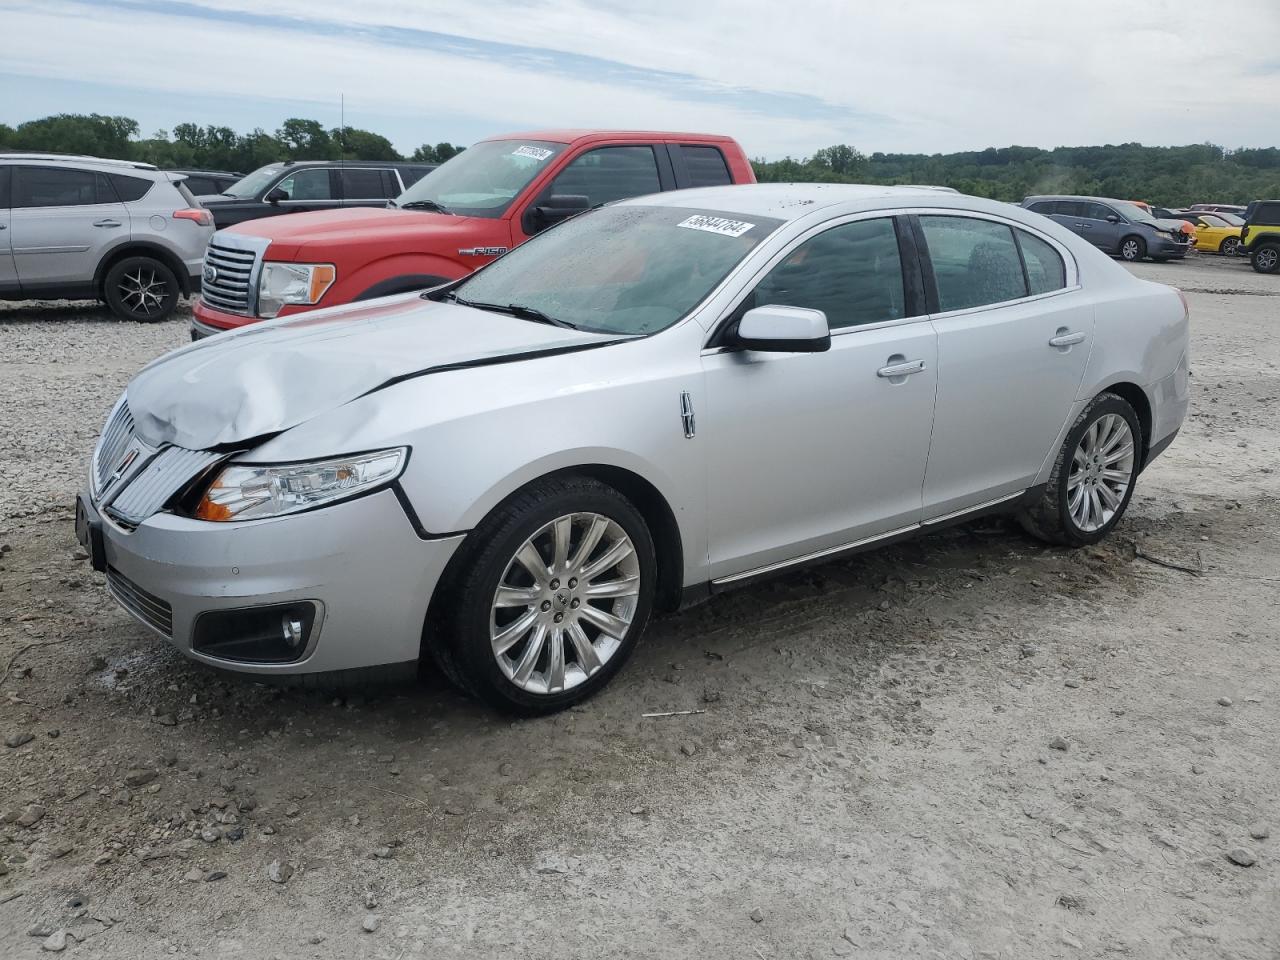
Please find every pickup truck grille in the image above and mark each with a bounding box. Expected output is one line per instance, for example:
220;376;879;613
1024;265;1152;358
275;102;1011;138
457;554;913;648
201;239;259;315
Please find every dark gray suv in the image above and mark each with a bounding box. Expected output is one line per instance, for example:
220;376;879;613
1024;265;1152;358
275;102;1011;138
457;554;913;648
1022;195;1191;263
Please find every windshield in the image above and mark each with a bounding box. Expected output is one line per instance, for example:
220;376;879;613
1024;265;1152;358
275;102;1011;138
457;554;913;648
222;163;284;198
394;139;565;218
452;205;783;335
1110;201;1157;225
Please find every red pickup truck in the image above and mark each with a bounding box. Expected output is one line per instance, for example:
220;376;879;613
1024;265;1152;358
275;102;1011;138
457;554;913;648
192;129;756;337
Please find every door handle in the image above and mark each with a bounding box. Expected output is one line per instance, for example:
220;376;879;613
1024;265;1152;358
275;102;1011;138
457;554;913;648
93;219;122;228
1049;330;1086;348
1079;223;1091;230
877;358;926;379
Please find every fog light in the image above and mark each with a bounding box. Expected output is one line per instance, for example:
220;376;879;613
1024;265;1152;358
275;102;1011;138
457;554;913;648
192;602;318;664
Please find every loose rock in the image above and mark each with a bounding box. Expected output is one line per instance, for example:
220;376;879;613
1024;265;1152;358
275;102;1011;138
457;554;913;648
1226;847;1257;867
748;908;764;923
267;859;294;883
124;768;158;788
1217;696;1233;707
1249;823;1270;840
17;804;46;828
42;931;69;953
1048;736;1069;752
679;742;697;757
5;731;34;748
362;916;380;934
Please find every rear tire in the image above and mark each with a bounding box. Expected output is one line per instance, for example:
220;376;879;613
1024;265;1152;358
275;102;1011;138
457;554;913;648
1251;243;1280;274
103;256;179;322
427;475;657;715
1019;393;1142;547
1219;236;1240;257
1119;236;1146;262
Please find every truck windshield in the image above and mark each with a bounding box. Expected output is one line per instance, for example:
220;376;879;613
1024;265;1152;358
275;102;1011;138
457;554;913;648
393;140;565;218
222;164;285;199
451;205;783;335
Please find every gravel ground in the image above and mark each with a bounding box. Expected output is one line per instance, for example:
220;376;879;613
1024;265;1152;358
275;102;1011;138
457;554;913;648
1;256;1277;959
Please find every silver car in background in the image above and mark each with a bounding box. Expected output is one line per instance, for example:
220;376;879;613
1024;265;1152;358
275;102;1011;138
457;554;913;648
0;154;213;321
76;184;1189;714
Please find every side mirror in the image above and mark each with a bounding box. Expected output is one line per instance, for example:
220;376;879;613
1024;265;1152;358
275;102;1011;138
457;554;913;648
265;187;288;204
533;194;589;229
1105;214;1120;224
736;305;831;353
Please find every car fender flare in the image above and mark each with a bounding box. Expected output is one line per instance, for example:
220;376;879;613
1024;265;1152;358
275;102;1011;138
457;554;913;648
94;240;193;297
354;274;452;302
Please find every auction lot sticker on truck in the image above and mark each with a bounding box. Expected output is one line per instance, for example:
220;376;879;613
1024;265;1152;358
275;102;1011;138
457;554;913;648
512;145;555;161
677;215;756;238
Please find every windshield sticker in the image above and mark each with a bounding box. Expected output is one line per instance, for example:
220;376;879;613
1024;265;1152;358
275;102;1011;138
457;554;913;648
677;215;756;238
512;145;555;162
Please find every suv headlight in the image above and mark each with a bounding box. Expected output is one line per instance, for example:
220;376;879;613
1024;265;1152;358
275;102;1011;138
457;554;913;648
195;448;406;522
258;262;336;318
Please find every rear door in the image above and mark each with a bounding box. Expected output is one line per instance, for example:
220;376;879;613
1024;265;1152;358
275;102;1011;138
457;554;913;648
916;213;1093;516
0;167;16;292
669;144;734;188
338;167;396;209
10;165;128;290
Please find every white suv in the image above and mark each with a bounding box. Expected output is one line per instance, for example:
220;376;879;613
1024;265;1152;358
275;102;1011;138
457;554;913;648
0;154;214;321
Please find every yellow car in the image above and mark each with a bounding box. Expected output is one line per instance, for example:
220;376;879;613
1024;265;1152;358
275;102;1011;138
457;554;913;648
1185;213;1243;256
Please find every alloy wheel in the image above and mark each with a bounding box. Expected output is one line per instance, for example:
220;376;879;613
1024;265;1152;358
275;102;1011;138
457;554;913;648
118;267;170;317
489;512;641;695
1121;239;1140;261
1257;247;1279;271
1067;414;1135;533
1221;237;1240;256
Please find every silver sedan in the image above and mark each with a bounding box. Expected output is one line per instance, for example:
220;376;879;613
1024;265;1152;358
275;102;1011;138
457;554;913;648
77;184;1190;714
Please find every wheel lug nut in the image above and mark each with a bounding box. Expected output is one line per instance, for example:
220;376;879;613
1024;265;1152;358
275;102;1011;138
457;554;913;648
541;601;551;611
570;598;580;608
554;613;564;623
549;579;559;590
568;578;577;588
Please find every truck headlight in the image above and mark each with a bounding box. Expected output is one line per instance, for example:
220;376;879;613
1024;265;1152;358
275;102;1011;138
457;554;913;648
257;262;336;318
194;448;406;522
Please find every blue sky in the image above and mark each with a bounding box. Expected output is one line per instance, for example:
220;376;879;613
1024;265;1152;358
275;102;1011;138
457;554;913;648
3;0;1279;158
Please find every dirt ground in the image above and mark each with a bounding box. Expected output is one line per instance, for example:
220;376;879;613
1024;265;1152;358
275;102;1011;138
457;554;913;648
1;254;1277;959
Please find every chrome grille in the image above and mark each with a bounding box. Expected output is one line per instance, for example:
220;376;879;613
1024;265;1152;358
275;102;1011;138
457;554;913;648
201;239;259;314
105;447;223;526
93;399;136;495
106;566;173;637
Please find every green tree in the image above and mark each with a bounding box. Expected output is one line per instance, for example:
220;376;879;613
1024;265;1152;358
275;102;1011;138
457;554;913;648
411;142;463;163
9;113;138;158
275;118;335;160
332;127;401;161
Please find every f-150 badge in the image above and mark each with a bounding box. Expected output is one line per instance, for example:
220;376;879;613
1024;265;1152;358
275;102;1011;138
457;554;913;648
458;246;508;257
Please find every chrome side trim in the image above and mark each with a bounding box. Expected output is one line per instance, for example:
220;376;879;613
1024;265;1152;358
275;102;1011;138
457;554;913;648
712;523;919;586
920;489;1026;526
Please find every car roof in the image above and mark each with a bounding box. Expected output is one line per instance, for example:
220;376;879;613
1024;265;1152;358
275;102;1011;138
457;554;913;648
481;129;737;146
620;182;1035;222
0;152;158;172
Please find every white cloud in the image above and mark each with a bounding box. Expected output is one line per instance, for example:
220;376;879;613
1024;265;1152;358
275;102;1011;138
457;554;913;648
3;0;1279;155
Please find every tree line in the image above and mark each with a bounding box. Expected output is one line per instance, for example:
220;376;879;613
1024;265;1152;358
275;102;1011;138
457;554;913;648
0;113;464;173
2;113;1279;205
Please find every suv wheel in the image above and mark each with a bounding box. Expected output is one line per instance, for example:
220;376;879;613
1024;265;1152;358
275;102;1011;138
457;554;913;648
103;256;179;322
1119;236;1146;262
1252;243;1280;274
1019;392;1142;547
429;475;657;715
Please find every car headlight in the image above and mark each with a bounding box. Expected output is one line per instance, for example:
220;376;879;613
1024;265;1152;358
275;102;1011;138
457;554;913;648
194;448;407;522
257;262;336;318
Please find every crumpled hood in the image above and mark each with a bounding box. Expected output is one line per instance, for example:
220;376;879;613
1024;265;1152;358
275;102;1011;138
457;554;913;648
126;296;618;450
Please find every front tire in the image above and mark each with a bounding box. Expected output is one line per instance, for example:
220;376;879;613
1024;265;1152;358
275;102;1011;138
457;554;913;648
1252;243;1280;274
103;256;179;322
429;476;657;715
1119;236;1146;262
1220;236;1240;257
1019;393;1142;547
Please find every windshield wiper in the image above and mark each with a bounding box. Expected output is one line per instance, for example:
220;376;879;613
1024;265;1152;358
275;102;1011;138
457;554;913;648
447;295;577;329
399;199;453;215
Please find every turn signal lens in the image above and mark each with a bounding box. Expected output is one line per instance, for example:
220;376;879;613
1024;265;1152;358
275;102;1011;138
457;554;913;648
194;448;407;522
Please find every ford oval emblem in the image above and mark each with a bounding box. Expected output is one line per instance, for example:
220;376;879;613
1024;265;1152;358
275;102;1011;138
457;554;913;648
203;263;218;284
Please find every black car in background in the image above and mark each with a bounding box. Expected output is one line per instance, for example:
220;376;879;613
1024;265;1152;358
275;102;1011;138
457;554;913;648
167;169;242;196
196;160;437;228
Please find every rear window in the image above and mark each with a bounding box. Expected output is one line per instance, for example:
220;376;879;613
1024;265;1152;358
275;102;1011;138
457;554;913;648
1017;230;1067;295
679;145;732;187
1252;202;1280;226
109;173;153;202
340;168;390;199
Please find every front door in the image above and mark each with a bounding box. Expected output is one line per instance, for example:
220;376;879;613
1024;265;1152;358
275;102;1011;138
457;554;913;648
1078;201;1123;254
0;167;16;292
702;216;938;581
268;167;341;216
915;214;1094;517
10;165;128;290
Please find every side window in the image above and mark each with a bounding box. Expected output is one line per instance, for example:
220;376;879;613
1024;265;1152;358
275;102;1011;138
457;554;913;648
751;218;906;330
274;168;333;201
1017;230;1067;296
679;145;732;187
13;166;112;208
919;215;1028;312
1084;202;1115;221
1055;200;1086;218
1255;203;1280;226
0;166;10;208
183;176;213;195
1027;201;1053;214
547;146;661;208
340;168;388;199
109;174;153;202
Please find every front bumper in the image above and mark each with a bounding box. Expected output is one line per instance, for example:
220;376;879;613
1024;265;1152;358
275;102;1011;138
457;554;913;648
77;488;465;676
1150;236;1191;259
